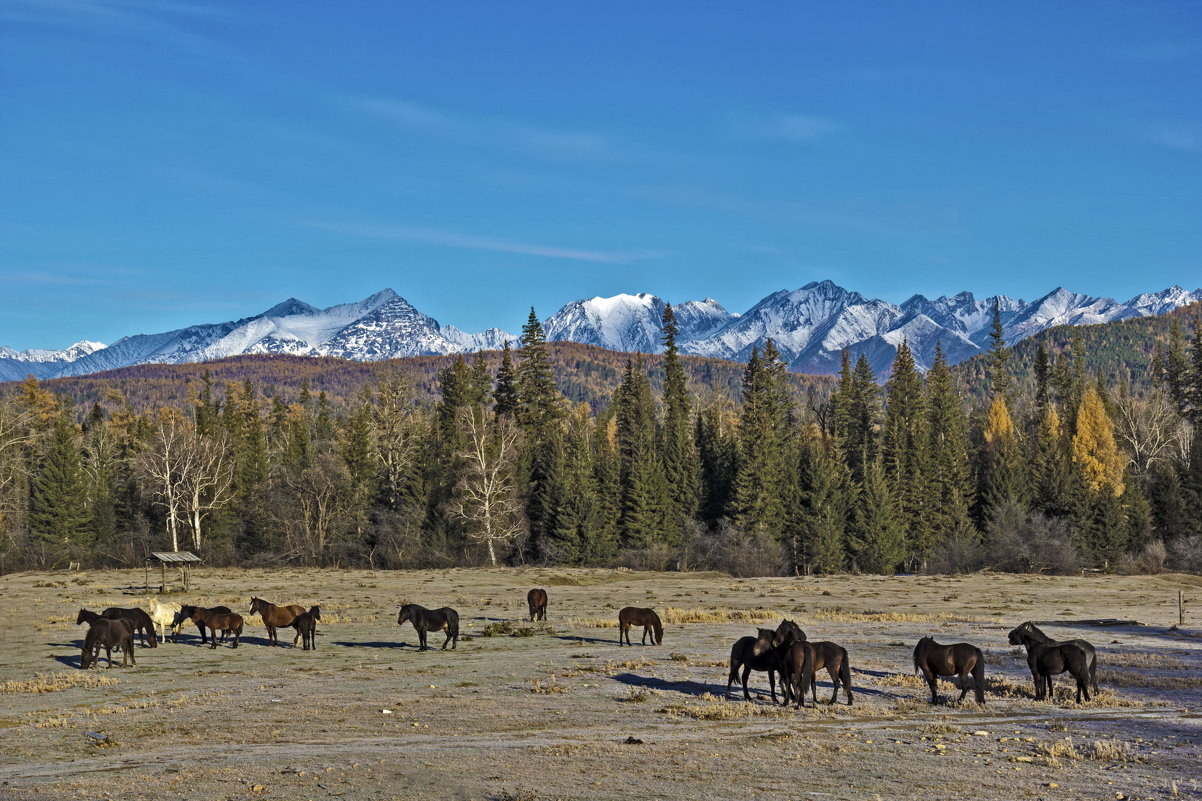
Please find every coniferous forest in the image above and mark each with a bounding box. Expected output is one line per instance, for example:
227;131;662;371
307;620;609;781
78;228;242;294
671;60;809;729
2;304;1201;576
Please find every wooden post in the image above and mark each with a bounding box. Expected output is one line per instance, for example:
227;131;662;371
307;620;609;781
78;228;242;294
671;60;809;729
161;561;167;594
1180;590;1186;627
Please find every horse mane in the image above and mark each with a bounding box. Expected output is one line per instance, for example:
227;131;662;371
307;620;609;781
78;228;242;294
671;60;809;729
1022;622;1051;643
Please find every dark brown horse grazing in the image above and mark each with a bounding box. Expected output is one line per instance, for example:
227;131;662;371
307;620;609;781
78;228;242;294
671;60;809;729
249;597;306;647
618;607;663;646
726;619;805;702
81;618;135;669
1008;622;1097;695
783;641;853;707
294;605;321;651
178;606;243;649
913;636;985;704
1008;625;1092;703
527;588;548;622
102;607;157;648
397;604;459;651
175;605;234;644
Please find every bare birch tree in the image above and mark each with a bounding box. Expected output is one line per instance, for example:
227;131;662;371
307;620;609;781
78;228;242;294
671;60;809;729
181;431;235;551
137;408;190;552
1114;390;1188;475
453;406;525;566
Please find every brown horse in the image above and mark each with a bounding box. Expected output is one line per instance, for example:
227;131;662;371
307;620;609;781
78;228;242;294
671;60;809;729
783;641;853;707
527;588;548;622
618;607;663;646
294;605;321;651
102;606;157;648
726;620;804;702
178;606;243;649
174;605;234;644
397;604;459;651
249;597;306;647
81;618;135;669
913;636;985;704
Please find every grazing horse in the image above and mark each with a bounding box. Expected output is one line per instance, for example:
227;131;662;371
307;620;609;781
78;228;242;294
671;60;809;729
147;597;183;644
618;607;663;646
81;618;135;669
397;604;459;651
102;607;157;648
175;605;234;644
1008;622;1097;694
913;637;985;704
783;640;853;707
527;588;548;622
178;606;243;648
294;606;321;651
1008;625;1092;703
726;619;805;702
249;597;306;647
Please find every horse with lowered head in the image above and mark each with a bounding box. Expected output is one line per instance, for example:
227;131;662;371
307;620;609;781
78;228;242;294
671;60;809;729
618;607;663;646
146;597;182;644
102;606;157;648
726;619;805;703
783;638;853;707
173;605;233;644
397;604;459;651
249;597;306;647
178;605;243;649
1008;622;1093;703
913;636;985;704
81;617;135;669
527;588;548;622
1008;621;1097;695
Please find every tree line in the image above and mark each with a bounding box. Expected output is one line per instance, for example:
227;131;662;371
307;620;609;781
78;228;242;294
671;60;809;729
1;304;1200;576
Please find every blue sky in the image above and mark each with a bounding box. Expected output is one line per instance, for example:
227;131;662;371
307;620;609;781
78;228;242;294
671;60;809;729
2;1;1200;349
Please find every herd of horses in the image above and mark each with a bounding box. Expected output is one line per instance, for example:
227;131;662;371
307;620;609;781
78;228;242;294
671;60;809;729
71;586;1101;706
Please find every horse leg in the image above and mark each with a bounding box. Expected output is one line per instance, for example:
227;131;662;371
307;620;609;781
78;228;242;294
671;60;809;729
740;663;752;701
972;661;985;704
826;667;839;705
922;667;939;704
769;668;778;705
957;667;970;702
418;626;428;651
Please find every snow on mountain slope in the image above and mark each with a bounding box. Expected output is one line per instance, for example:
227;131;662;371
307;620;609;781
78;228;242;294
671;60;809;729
6;281;1200;381
544;293;670;353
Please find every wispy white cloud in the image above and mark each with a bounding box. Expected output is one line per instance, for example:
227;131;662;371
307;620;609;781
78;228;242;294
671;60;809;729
346;96;613;159
308;221;659;264
729;112;844;143
1144;123;1202;153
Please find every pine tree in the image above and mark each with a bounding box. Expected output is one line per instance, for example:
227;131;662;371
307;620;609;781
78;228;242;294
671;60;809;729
987;298;1012;398
732;343;792;539
1072;387;1125;498
841;355;880;483
881;338;930;565
924;343;977;552
1033;342;1052;413
1030;406;1073;519
696;404;736;526
659;303;701;528
850;458;905;574
493;341;519;418
29;415;91;566
794;424;850;573
979;396;1027;526
516;309;566;557
548;403;604;564
614;357;670;548
516;309;563;432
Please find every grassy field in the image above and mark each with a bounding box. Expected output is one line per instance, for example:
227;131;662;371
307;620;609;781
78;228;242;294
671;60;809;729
1;567;1200;801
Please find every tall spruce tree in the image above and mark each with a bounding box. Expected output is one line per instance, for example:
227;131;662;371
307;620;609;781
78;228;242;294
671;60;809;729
613;357;671;548
794;423;850;573
29;415;92;566
659;303;701;527
987;298;1012;398
881;338;930;565
493;341;519;419
696;404;736;526
978;396;1028;527
924;343;977;553
516;309;566;557
850;457;905;574
732;343;792;539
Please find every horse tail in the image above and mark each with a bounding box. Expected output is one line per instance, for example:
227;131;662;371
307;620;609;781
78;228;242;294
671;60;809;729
973;649;986;703
840;648;853;704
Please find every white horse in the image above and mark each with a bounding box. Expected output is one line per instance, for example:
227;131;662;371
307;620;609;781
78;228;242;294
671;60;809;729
146;597;183;643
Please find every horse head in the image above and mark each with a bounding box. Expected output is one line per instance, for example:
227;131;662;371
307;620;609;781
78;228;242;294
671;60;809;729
397;605;412;626
249;598;265;616
75;609;91;626
775;619;806;646
752;628;777;657
1008;621;1036;646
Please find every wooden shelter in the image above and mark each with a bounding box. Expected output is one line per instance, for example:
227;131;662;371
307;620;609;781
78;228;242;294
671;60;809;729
144;551;201;593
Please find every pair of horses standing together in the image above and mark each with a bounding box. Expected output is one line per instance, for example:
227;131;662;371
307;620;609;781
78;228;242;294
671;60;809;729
395;588;548;652
726;620;852;708
75;608;152;669
248;598;321;650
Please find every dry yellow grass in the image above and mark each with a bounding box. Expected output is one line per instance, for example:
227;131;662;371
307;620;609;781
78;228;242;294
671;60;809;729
1097;669;1202;689
1102;651;1189;670
568;607;782;628
658;693;793;720
809;607;999;624
0;672;119;695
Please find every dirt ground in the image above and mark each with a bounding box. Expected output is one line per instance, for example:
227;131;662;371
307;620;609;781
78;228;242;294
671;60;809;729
1;567;1200;801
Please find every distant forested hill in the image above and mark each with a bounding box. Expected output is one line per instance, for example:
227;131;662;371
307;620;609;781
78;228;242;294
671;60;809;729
954;300;1202;400
4;342;834;414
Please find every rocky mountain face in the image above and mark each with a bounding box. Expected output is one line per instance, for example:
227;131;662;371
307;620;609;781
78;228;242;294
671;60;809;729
6;282;1200;381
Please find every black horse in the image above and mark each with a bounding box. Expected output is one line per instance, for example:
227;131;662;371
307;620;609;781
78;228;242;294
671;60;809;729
726;619;805;703
294;605;321;651
1008;624;1093;703
783;640;853;707
81;618;135;669
913;636;985;704
397;604;459;651
175;605;236;645
1008;622;1097;694
101;607;157;648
